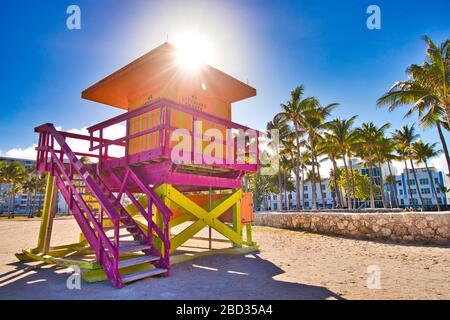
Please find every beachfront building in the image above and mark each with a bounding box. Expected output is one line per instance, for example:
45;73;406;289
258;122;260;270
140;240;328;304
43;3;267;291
395;167;449;209
259;162;449;211
262;178;336;211
0;156;69;215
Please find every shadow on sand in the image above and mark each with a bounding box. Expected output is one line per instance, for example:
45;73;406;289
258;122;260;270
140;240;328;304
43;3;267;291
0;251;343;300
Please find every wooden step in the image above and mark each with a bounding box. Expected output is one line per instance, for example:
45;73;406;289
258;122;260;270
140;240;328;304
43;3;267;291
122;268;167;283
108;233;136;240
119;241;151;253
103;224;136;232
99;215;130;221
118;255;159;269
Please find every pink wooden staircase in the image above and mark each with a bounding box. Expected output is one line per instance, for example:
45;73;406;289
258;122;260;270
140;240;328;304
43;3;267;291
34;123;172;288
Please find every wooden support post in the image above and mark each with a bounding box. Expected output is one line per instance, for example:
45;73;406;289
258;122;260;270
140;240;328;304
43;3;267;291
36;174;58;254
232;189;242;248
245;224;255;246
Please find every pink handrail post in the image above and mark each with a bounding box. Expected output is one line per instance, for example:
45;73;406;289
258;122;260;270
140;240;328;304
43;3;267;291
99;130;103;169
159;106;165;149
164;105;171;157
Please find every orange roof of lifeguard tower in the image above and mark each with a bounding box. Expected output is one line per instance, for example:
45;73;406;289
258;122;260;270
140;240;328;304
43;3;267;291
82;42;256;111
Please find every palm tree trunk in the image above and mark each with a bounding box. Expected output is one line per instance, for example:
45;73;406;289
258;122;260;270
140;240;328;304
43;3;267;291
387;161;399;208
349;157;357;208
293;123;301;210
377;161;388;208
409;159;424;210
342;154;352;209
404;160;415;208
368;162;376;209
9;183;17;218
423;160;441;211
316;159;326;209
332;159;343;208
278;170;284;210
301;166;306;210
283;171;288;210
26;192;31;217
31;189;37;217
436;122;450;175
263;193;267;211
309;136;318;211
311;159;317;211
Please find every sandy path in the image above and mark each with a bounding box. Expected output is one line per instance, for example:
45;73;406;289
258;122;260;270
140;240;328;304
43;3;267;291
0;217;448;299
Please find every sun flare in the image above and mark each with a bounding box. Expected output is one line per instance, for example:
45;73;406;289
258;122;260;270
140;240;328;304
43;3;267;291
172;32;215;73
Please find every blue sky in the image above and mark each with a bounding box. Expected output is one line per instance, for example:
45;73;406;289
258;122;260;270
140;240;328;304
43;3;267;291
0;0;449;171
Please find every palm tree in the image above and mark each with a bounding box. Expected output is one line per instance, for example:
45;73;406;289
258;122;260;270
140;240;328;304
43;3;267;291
299;99;337;210
279;154;294;210
373;137;394;208
279;86;307;210
3;162;27;218
267;114;290;210
412;140;442;211
380;138;400;208
279;131;302;209
416;106;450;175
377;36;450;171
4;184;22;217
357;122;391;208
31;173;47;216
318;134;343;208
395;142;414;208
325;116;358;209
392;125;424;210
377;36;449;122
327;167;342;208
22;174;35;217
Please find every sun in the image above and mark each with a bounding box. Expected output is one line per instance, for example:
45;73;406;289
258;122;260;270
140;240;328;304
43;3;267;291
172;32;215;73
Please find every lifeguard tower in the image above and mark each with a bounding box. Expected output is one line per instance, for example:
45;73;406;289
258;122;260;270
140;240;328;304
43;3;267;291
16;43;260;288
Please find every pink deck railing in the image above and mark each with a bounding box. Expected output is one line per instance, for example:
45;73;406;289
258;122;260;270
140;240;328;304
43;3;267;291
87;98;261;172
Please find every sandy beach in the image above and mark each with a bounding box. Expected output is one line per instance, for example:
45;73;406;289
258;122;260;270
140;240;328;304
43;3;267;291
0;217;448;299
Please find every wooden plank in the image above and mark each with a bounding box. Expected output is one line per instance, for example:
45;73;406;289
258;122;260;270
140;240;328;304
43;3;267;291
122;268;167;283
118;255;159;269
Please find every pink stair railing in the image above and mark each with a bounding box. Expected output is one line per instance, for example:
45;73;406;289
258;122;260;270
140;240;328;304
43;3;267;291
34;123;172;287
